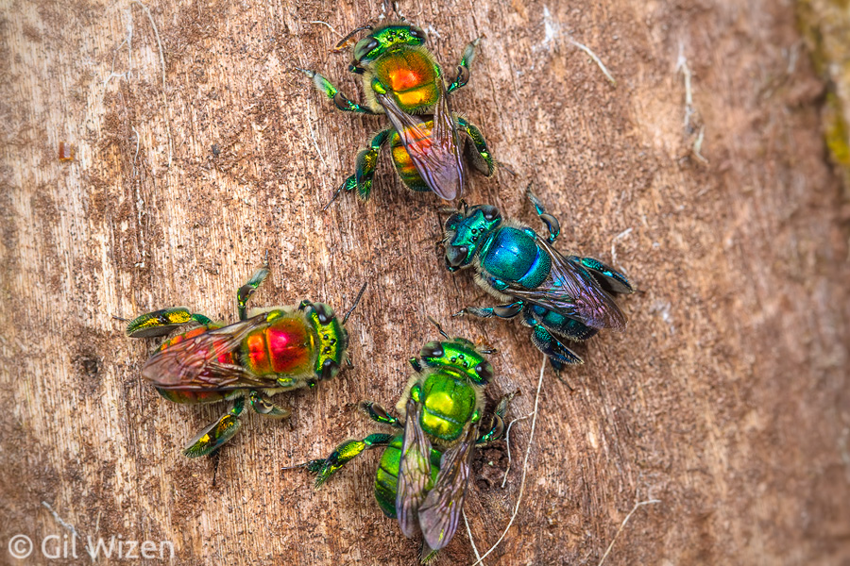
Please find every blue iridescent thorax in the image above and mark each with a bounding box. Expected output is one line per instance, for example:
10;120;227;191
481;227;551;289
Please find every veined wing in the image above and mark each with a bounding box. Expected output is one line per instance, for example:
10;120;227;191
508;238;628;330
418;421;478;550
141;314;270;390
396;397;434;538
375;76;465;200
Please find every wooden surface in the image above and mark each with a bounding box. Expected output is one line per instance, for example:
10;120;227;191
2;0;849;564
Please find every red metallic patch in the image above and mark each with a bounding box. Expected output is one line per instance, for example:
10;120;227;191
267;319;310;373
158;388;224;404
246;333;270;373
160;327;208;351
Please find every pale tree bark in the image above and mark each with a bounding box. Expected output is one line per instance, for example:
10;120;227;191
1;0;848;565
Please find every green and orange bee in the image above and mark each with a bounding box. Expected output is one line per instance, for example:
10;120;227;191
125;264;365;458
300;21;495;205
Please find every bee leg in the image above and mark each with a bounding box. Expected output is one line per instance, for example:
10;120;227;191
353;129;391;201
447;37;481;94
248;390;290;419
298;68;378;114
289;433;395;488
360;401;404;428
522;307;583;367
237;265;270;320
323;129;391;208
526;304;599;342
456;117;495;177
573;256;635;295
477;391;517;444
526;189;561;244
453;301;523;320
420;542;439;563
124;308;213;338
183;397;245;458
409;357;424;372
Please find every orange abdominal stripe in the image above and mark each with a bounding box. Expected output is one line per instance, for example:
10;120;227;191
392;121;435;175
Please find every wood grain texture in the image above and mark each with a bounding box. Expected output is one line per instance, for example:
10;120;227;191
1;0;849;564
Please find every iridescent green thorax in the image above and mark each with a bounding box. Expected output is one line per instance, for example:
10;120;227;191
444;205;503;271
353;24;427;64
303;303;348;381
417;370;480;441
375;436;441;518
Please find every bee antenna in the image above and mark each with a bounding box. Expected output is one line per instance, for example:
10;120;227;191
112;314;129;322
334;25;374;52
495;160;517;176
426;316;451;339
342;282;368;325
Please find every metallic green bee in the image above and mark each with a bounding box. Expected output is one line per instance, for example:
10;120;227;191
125;265;365;457
444;190;634;370
300;20;495;205
289;329;511;558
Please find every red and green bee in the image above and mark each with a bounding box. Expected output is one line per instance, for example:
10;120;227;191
301;21;495;205
125;265;364;457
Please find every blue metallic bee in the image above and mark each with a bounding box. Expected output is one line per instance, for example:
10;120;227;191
443;190;634;371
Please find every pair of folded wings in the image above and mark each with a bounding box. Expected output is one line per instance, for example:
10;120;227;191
375;77;465;201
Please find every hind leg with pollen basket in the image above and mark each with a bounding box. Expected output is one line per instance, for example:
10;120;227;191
125;307;213;339
183;395;247;458
522;308;583;371
291;433;395;488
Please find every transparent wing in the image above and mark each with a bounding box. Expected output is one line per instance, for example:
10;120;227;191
508;238;628;330
396;397;434;538
141;314;271;390
374;77;465;200
418;421;478;550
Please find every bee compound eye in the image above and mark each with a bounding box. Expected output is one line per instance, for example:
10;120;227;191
474;361;494;383
481;206;500;221
321;359;339;380
420;341;444;359
311;303;334;324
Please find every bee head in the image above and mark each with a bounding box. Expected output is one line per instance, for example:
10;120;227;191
419;338;495;386
303;302;348;381
352;23;426;65
443;204;502;271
